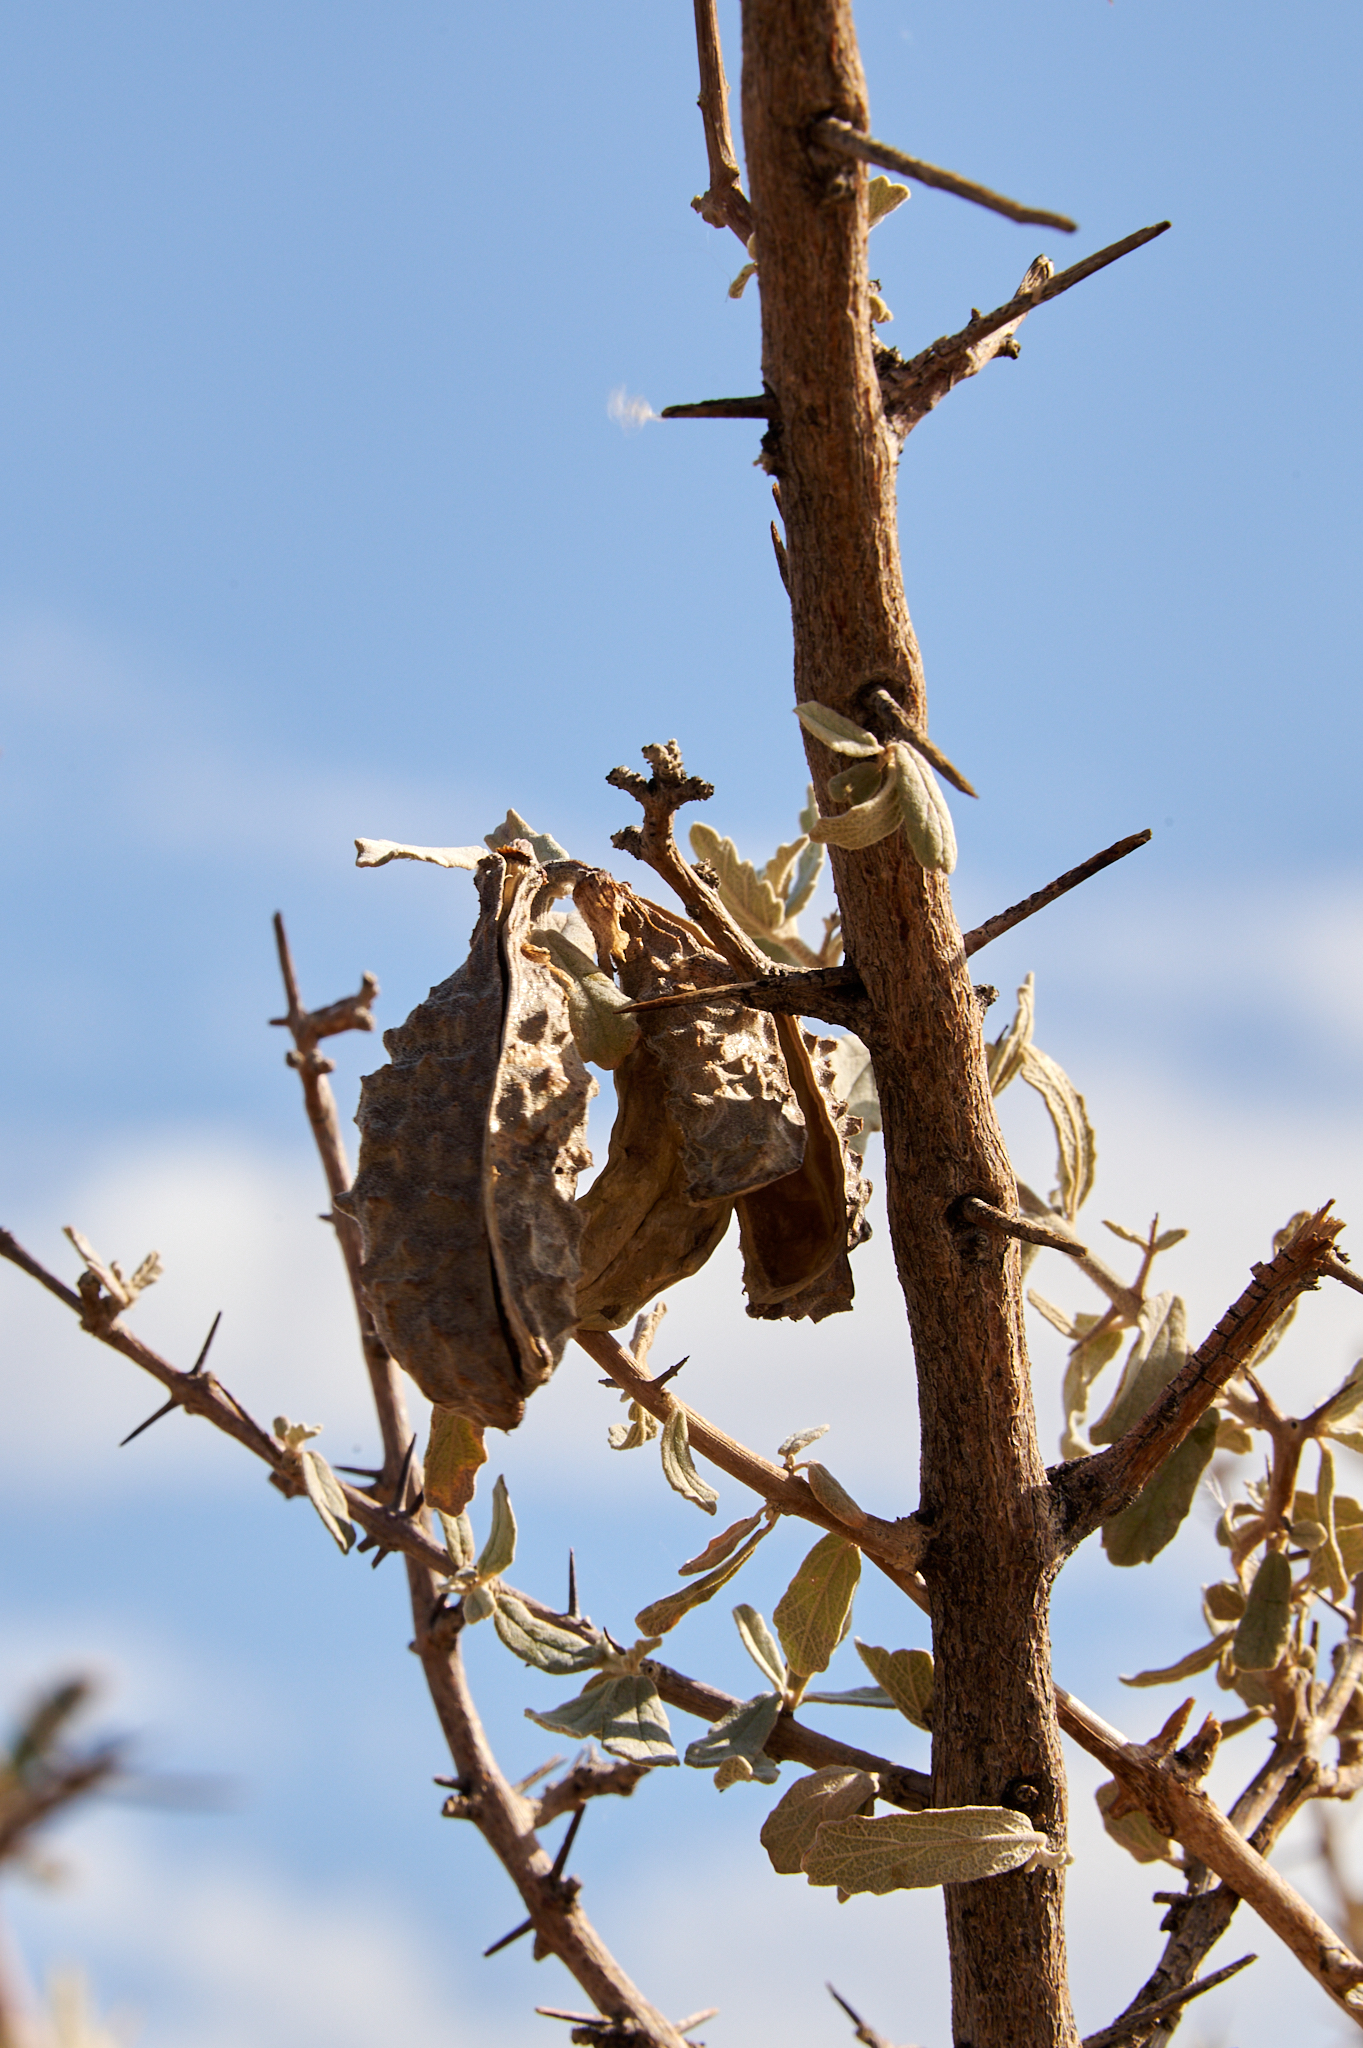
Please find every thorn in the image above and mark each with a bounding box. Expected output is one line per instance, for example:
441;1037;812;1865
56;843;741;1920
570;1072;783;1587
406;1490;425;1518
673;2014;720;2039
651;1355;690;1390
483;1915;534;1958
512;1755;565;1795
549;1804;585;1883
336;1465;383;1479
391;1432;418;1509
119;1394;179;1448
567;1549;579;1619
369;1547;393;1570
190;1310;223;1375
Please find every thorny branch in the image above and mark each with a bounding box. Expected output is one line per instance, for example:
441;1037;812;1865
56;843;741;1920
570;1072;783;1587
1055;1685;1363;2030
1051;1206;1346;1550
1078;1954;1255;2048
811;115;1077;233
690;0;753;244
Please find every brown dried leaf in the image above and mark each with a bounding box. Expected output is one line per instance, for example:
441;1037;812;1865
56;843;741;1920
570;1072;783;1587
347;851;595;1428
574;1039;733;1331
424;1405;488;1515
738;1026;873;1322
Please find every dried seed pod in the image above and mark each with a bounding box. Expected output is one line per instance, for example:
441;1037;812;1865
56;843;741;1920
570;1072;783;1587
578;879;808;1204
737;1025;873;1322
575;1038;732;1332
345;848;595;1429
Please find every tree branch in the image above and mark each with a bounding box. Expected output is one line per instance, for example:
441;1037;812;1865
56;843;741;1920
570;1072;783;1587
811;116;1077;233
621;963;869;1033
961;831;1153;959
1050;1206;1346;1549
877;222;1171;442
1054;1686;1363;2030
1079;1954;1255;2048
689;0;753;244
574;1326;927;1592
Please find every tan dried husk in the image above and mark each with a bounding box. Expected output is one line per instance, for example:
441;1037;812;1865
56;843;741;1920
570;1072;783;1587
345;847;595;1428
573;874;872;1327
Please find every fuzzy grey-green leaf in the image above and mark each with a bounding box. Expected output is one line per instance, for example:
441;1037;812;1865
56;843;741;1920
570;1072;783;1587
438;1509;477;1571
854;1641;934;1729
683;1692;782;1784
491;1593;603;1677
802;1807;1048;1895
1232;1548;1293;1672
807;774;900;850
1091;1295;1187;1445
794;702;882;757
476;1474;517;1581
890;743;956;874
773;1534;861;1678
634;1526;768;1637
759;1766;877;1875
660;1407;719;1515
680;1512;764;1578
527;1675;678;1765
300;1449;356;1555
1102;1410;1217;1567
1120;1627;1234;1688
734;1605;787;1691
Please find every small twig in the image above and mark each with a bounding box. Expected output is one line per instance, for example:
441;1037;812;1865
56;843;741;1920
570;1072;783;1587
620;964;868;1034
1051;1205;1346;1550
689;0;752;244
532;1757;649;1830
962;830;1152;958
660;395;771;420
827;1982;895;2048
811;117;1077;233
1326;1255;1363;1300
958;1197;1085;1258
1080;1954;1256;2048
879;223;1171;442
567;1549;580;1620
574;1326;927;1594
1016;1185;1143;1321
119;1309;222;1446
861;687;978;798
1055;1686;1363;2027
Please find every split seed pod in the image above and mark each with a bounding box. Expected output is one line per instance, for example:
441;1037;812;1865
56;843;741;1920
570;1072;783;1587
344;847;595;1432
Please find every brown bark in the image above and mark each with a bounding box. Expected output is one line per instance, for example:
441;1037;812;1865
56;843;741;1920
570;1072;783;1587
739;5;1075;2042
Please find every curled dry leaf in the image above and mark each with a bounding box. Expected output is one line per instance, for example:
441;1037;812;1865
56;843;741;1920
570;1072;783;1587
345;849;595;1429
1095;1780;1175;1866
1120;1628;1234;1689
738;1027;873;1322
660;1407;720;1515
679;1512;765;1578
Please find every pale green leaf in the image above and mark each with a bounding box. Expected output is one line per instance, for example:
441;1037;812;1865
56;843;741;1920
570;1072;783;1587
773;1534;861;1678
660;1408;719;1515
1103;1219;1149;1248
802;1806;1049;1895
1216;1413;1257;1454
1154;1227;1189;1253
1095;1780;1175;1865
491;1594;602;1677
763;836;810;905
683;1692;782;1784
733;1605;787;1691
1312;1443;1350;1603
759;1766;877;1875
1028;1290;1077;1339
679;1512;764;1578
855;1641;933;1729
826;1034;881;1155
1091;1295;1187;1445
688;822;786;937
802;1686;895;1707
485;807;570;865
300;1449;356;1555
476;1475;517;1581
1019;1043;1095;1220
462;1582;496;1624
805;1463;863;1525
890;743;956;874
564;970;641;1070
1203;1580;1246;1626
1120;1627;1234;1688
987;975;1035;1097
785;835;824;920
807;773;900;850
1232;1548;1293;1671
826;757;885;806
1321;1359;1363;1429
1102;1410;1217;1567
778;1424;830;1460
527;1675;678;1764
714;1756;754;1789
1060;1324;1125;1461
438;1510;476;1570
794;702;882;757
1292;1518;1327;1550
634;1526;769;1637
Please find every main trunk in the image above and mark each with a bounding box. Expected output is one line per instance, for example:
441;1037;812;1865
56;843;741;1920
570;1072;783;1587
739;7;1076;2044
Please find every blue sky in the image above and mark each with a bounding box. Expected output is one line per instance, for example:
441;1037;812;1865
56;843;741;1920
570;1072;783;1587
2;4;1362;2045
